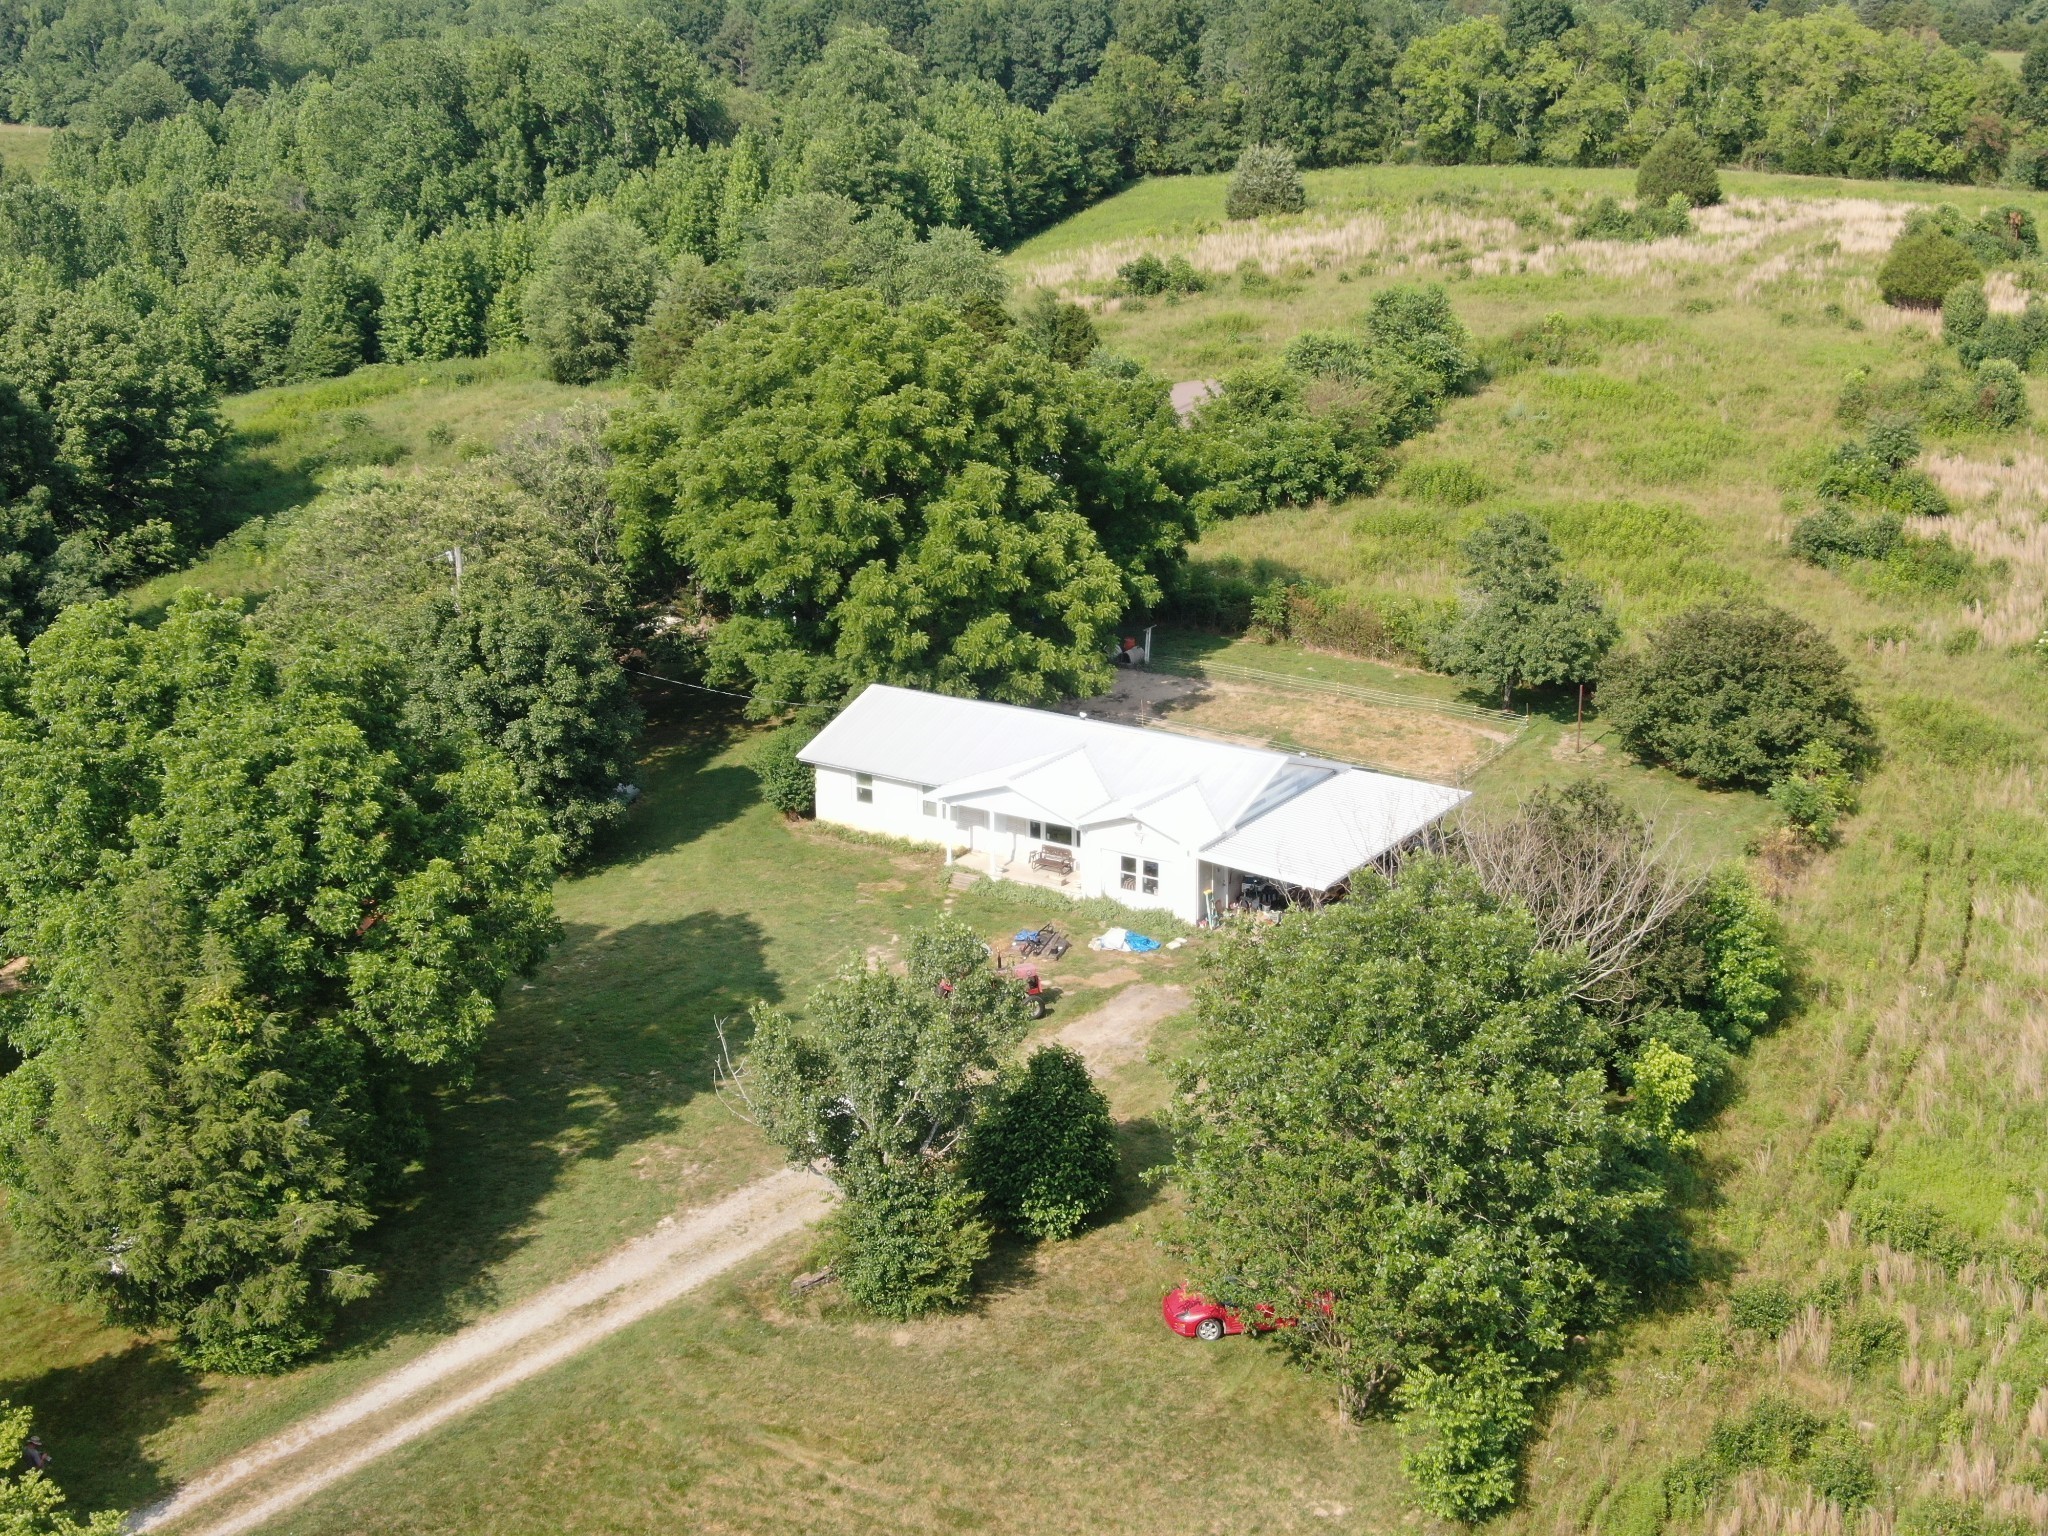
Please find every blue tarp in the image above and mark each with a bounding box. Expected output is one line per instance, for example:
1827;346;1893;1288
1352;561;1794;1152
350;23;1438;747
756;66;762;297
1126;933;1161;952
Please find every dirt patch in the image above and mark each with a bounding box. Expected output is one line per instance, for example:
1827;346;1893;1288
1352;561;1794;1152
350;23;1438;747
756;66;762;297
857;878;907;895
1054;984;1191;1070
1071;670;1504;779
1076;965;1142;989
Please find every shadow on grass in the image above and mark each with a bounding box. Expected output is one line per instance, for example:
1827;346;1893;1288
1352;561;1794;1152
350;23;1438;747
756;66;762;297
331;899;779;1349
601;708;758;866
0;1342;200;1514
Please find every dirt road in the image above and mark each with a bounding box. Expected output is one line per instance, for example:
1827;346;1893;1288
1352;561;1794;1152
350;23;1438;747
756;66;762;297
135;1167;834;1536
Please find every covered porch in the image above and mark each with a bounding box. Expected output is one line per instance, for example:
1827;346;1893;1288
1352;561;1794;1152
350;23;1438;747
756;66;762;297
947;844;1082;894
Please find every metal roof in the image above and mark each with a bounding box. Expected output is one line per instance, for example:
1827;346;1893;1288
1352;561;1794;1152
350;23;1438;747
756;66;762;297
799;683;1468;889
1201;770;1468;890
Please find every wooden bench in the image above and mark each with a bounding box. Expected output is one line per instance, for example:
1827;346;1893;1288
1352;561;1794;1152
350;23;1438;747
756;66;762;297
1028;845;1076;877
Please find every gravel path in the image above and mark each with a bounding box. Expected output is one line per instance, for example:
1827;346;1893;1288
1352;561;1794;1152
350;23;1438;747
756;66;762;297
134;1167;834;1536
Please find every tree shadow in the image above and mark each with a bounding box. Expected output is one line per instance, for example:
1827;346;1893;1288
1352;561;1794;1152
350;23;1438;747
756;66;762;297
328;904;779;1350
601;709;759;865
0;1342;200;1514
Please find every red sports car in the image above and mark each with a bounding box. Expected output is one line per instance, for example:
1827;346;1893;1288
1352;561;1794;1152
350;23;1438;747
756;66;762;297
1161;1285;1294;1341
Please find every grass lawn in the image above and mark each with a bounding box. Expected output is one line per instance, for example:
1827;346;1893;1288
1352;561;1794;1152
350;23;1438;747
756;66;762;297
13;161;2048;1534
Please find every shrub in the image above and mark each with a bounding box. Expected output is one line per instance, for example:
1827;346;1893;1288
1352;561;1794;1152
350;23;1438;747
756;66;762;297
1636;123;1722;208
1574;194;1690;242
1601;604;1877;788
1954;302;2048;369
1283;330;1373;381
969;1046;1119;1240
1805;1423;1878;1507
1016;288;1099;366
1398;1351;1539;1523
1898;1497;2032;1536
1709;1395;1823;1471
1942;281;1988;341
1817;419;1949;518
1249;581;1292;640
1186;365;1384;521
1791;507;1904;567
1973;358;2030;428
525;211;662;383
1729;1279;1798;1337
1878;225;1980;308
827;1160;991;1319
755;724;816;817
1117;253;1205;296
1490;311;1598;371
1399;459;1496;506
1225;144;1307;220
1834;1311;1906;1375
1768;740;1859;844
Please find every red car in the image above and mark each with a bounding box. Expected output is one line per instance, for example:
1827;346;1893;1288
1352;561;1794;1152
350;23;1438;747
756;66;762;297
1161;1285;1295;1341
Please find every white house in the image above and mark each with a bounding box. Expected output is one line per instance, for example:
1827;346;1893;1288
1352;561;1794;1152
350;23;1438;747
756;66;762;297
798;683;1470;925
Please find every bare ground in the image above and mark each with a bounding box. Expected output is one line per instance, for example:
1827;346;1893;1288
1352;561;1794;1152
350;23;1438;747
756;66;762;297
1053;984;1191;1070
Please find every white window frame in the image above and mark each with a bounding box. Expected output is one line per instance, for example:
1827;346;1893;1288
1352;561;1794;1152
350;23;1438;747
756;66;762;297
855;772;873;804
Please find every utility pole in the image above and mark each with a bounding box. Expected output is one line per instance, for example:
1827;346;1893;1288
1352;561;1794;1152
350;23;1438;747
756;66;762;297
1576;681;1584;754
441;547;464;614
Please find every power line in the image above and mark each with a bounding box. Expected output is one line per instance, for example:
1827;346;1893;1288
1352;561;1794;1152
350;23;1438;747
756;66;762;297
621;667;822;712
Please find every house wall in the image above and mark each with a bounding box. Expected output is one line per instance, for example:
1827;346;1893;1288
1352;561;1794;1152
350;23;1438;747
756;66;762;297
813;766;949;845
1080;818;1203;924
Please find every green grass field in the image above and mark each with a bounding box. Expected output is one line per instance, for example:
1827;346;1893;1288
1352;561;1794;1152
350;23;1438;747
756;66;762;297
12;163;2048;1534
0;121;55;178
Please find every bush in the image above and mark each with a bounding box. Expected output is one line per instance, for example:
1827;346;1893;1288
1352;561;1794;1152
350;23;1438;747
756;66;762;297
827;1160;991;1319
525;211;662;384
1283;330;1374;381
1728;1279;1798;1337
1791;506;1904;567
1186;365;1384;521
1225;144;1308;220
1972;358;2030;428
1942;281;1988;341
1574;194;1690;242
756;724;816;817
1709;1395;1823;1471
1805;1423;1877;1507
1878;224;1980;309
1817;418;1949;517
1601;604;1877;788
1898;1497;2032;1536
1636;123;1722;208
1398;1351;1539;1522
1834;1311;1906;1374
1955;302;2048;369
969;1046;1119;1240
1016;288;1099;366
1117;253;1206;296
1768;740;1859;844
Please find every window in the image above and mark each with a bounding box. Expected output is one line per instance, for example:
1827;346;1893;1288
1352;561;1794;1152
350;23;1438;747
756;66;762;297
1120;856;1158;894
1120;855;1136;891
855;772;873;804
1029;821;1077;846
1142;859;1159;895
922;800;940;819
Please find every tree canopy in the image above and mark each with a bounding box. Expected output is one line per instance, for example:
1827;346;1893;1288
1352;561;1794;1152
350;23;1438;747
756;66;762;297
1600;603;1877;788
0;595;559;1368
1166;859;1682;1520
1431;512;1618;704
611;288;1196;709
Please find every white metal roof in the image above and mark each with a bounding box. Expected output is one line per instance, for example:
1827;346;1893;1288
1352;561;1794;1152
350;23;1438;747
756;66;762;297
1201;769;1468;889
799;683;1469;889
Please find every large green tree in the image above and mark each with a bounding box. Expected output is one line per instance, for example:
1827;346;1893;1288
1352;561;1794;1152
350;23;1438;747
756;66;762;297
1166;860;1681;1520
611;288;1195;708
0;595;560;1369
0;1399;121;1534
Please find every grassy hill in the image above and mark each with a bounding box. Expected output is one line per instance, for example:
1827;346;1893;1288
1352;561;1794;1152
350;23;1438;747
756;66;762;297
8;165;2048;1534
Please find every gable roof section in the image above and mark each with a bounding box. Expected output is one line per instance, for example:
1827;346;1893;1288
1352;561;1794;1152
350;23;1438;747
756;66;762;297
1202;770;1467;890
799;684;1292;827
800;683;1468;887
